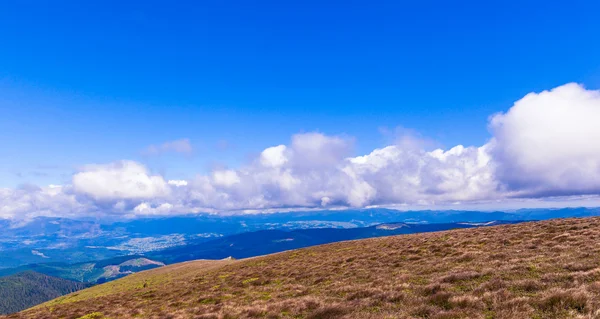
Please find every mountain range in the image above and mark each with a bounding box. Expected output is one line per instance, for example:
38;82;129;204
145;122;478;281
2;207;599;270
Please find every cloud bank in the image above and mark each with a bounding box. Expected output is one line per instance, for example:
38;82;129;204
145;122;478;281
2;83;600;220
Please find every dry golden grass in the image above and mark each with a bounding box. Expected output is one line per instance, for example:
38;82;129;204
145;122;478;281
6;217;600;319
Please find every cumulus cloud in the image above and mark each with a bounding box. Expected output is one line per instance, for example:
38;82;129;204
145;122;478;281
143;138;193;156
2;83;600;220
0;185;92;221
489;83;600;197
260;145;288;168
212;170;241;187
171;132;495;210
72;160;170;201
290;133;353;168
344;143;496;206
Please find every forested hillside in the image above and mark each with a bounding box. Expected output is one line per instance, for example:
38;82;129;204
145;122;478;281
0;271;90;315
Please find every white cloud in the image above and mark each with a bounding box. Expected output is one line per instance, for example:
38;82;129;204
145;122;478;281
489;83;600;197
3;83;600;220
168;180;188;187
290;133;352;168
342;143;496;206
212;170;241;187
260;145;288;167
72;160;170;201
133;202;175;215
143;138;193;156
0;185;92;220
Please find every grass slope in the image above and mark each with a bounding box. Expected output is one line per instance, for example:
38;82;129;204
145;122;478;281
5;217;600;319
148;221;519;264
0;271;90;315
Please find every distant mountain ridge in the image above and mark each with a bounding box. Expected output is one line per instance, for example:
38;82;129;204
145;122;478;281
0;271;91;315
2;207;599;269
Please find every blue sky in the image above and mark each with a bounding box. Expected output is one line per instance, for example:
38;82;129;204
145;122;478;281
1;1;600;219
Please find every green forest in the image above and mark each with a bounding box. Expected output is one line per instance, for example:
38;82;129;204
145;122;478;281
0;271;90;315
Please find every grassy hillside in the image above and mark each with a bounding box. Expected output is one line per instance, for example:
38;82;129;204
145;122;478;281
5;217;600;319
0;271;90;315
147;221;519;264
